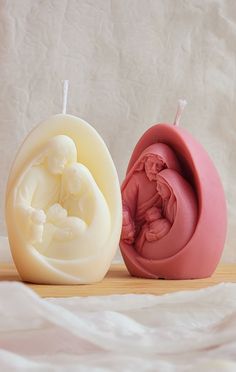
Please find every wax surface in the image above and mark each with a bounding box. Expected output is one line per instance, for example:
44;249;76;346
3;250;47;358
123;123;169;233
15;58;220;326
6;114;122;284
120;123;227;279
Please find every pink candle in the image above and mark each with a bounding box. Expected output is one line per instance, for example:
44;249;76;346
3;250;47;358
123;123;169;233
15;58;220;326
120;103;227;279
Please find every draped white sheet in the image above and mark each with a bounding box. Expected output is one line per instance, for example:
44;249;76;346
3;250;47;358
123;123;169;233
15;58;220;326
1;281;236;371
0;236;236;371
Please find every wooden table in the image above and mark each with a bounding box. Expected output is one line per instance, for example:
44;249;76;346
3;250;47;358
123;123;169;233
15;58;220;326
0;263;236;298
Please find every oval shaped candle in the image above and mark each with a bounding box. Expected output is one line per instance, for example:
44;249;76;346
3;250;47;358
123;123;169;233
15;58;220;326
120;123;227;279
6;114;122;284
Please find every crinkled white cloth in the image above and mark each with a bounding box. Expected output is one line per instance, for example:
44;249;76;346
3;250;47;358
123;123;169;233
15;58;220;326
1;281;236;371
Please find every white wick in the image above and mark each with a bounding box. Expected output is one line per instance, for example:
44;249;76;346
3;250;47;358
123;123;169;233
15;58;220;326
62;80;69;115
173;99;187;126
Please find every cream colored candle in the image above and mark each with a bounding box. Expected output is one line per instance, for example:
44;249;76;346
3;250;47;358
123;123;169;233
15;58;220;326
5;114;122;284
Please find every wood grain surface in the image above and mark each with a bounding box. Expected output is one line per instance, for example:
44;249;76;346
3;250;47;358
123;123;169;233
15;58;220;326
0;263;236;298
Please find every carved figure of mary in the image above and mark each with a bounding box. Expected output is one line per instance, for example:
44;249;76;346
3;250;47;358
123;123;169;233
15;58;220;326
42;163;111;260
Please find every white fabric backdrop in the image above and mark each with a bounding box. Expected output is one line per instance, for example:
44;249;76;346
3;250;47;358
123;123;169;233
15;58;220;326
0;0;235;260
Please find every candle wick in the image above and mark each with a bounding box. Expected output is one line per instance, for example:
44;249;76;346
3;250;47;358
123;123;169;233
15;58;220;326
62;80;69;115
173;99;187;126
